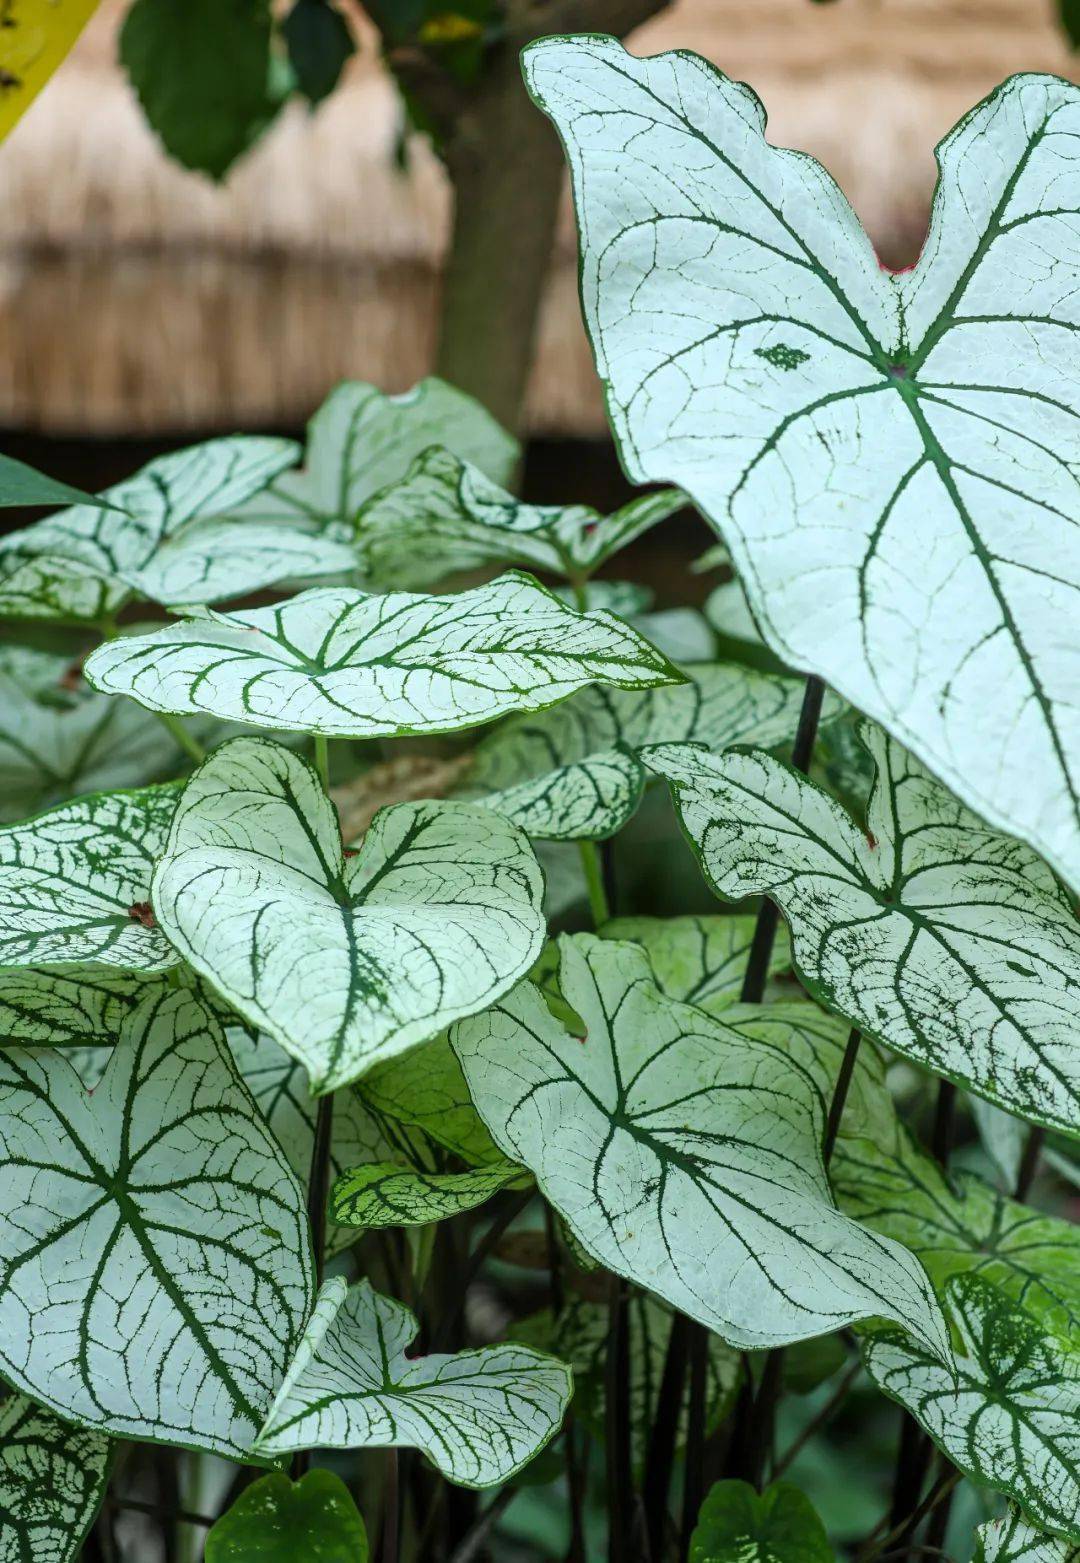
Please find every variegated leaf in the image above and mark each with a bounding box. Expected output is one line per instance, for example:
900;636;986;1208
356;445;683;588
452;934;949;1354
0;438;298;622
689;1479;833;1563
0;986;312;1458
978;1509;1080;1563
525;40;1080;891
355;1033;504;1167
865;1274;1080;1542
226;378;518;528
0;967;140;1044
331;1161;524;1229
253;1277;572;1487
127;516;362;608
0;1397;111;1563
601;913;790;1014
0;782;180;970
460;661;823;840
647;722;1080;1137
84;575;680;739
152;737;546;1092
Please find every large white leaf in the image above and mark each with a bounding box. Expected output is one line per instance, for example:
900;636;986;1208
451;934;949;1355
0;437;298;622
601;913;790;1013
524;41;1080;890
865;1275;1080;1543
153;737;546;1092
127;516;362;608
647;722;1080;1137
253;1277;572;1487
356;445;683;588
459;661;820;840
0;1397;111;1563
979;1509;1080;1563
0;985;312;1458
227;378;519;528
0;782;181;970
84;574;680;739
0;967;140;1044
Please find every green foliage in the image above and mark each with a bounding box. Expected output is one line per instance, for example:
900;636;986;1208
689;1480;833;1563
206;1470;369;1561
282;0;355;105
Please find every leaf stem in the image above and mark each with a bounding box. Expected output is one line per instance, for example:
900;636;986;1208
823;1027;862;1165
313;734;330;793
1014;1125;1045;1199
446;1484;520;1563
381;1448;400;1563
929;1079;956;1168
643;1312;691;1562
154;710;206;765
605;1273;633;1563
863;1468;961;1563
773;1357;862;1477
111;1496;214;1529
293;1091;334;1481
578;839;611;927
430;1189;534;1352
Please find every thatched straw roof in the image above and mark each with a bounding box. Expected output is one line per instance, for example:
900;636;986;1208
0;0;1073;437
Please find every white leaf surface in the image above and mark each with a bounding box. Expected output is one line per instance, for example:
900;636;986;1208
254;1277;571;1486
647;722;1080;1136
84;574;680;739
601;913;790;1013
525;39;1080;889
227;378;519;527
127;516;362;607
153;737;546;1091
0;782;180;970
979;1509;1080;1563
0;967;140;1044
0;438;298;622
0;1397;111;1563
0;985;312;1458
452;934;949;1354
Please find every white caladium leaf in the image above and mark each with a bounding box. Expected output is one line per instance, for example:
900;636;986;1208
979;1509;1080;1563
0;438;299;623
0;782;180;970
452;934;949;1354
0;985;312;1458
525;40;1080;890
0;967;140;1044
647;723;1080;1138
126;516;362;608
865;1275;1080;1542
835;1125;1080;1348
601;913;790;1014
254;1277;572;1485
0;1397;112;1563
355;1033;504;1167
460;662;821;840
356;445;683;588
331;1161;524;1229
227;378;519;528
84;575;680;739
153;737;545;1092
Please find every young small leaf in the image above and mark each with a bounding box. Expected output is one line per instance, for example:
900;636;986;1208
205;1469;369;1562
85;575;680;738
0;1397;111;1563
689;1479;833;1563
0;437;299;623
865;1274;1080;1542
451;934;949;1355
978;1508;1080;1563
461;661;820;840
254;1277;572;1486
331;1160;524;1229
0;985;313;1457
0;782;180;969
228;378;518;527
153;737;545;1091
647;722;1080;1138
355;1032;505;1166
356;445;683;588
525;39;1080;891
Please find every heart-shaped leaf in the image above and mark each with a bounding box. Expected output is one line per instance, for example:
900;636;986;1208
226;378;518;527
128;516;362;608
865;1274;1080;1542
647;722;1080;1137
354;1033;505;1166
835;1125;1080;1348
689;1480;833;1563
153;737;546;1091
205;1469;369;1563
601;913;790;1014
451;934;949;1354
978;1508;1080;1563
0;1397;111;1563
0;437;298;623
525;40;1080;890
85;575;680;739
253;1277;572;1486
0;782;180;970
356;445;683;588
331;1160;524;1229
461;662;820;840
0;984;312;1457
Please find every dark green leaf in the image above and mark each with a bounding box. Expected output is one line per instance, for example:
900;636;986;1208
282;0;355;106
690;1480;834;1563
0;453;111;511
205;1470;369;1561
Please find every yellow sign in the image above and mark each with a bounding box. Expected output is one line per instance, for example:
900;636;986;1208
0;0;101;142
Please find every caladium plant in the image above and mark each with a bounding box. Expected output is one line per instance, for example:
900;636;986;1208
0;39;1076;1561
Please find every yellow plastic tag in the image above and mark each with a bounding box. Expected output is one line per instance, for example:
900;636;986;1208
0;0;101;142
